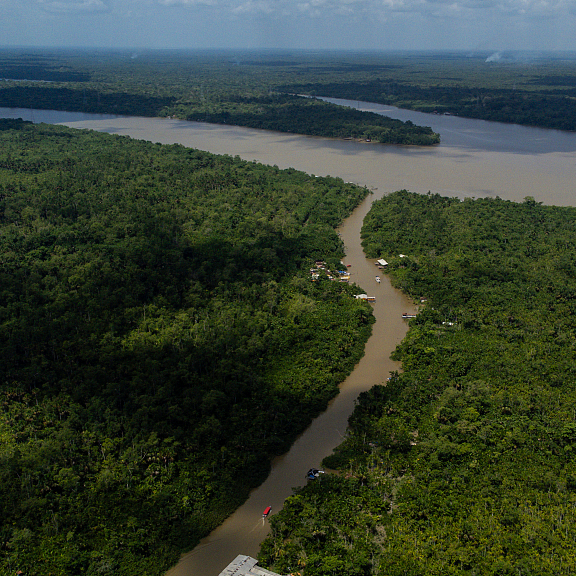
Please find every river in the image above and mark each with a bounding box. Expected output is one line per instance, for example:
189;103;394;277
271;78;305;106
2;103;575;575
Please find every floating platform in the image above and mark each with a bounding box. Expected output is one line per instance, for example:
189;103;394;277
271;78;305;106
219;555;281;576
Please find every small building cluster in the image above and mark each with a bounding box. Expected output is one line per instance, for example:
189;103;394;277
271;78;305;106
309;260;381;302
310;261;350;283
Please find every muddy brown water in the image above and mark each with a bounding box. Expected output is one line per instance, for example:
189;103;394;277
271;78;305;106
2;103;575;575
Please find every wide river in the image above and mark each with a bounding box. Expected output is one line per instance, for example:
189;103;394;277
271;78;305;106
2;102;575;575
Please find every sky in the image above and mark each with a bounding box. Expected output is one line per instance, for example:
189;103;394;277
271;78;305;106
1;0;576;52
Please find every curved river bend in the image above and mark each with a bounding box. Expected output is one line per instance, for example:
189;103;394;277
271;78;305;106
2;103;575;575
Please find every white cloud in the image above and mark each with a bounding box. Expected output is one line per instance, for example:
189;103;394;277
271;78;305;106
232;0;274;14
153;0;576;19
37;0;110;13
497;0;571;16
9;0;571;50
159;0;219;5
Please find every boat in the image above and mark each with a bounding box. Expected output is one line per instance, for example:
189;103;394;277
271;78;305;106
354;294;376;302
375;276;381;283
306;468;325;480
402;313;416;319
262;506;272;519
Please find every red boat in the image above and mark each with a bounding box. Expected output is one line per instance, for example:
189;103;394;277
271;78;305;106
263;506;272;519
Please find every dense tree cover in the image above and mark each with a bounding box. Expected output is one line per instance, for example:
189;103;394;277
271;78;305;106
259;190;576;575
280;79;576;131
0;85;177;117
0;118;374;575
3;48;576;135
0;52;90;82
0;48;440;145
271;52;576;131
181;93;439;145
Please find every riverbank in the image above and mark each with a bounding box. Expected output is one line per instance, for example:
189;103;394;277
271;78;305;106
0;119;374;576
1;105;574;576
165;191;416;576
260;190;576;575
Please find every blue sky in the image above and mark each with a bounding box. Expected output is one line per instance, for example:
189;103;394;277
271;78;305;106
2;0;576;51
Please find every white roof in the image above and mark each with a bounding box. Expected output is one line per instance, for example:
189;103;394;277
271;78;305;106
219;555;282;576
377;259;388;266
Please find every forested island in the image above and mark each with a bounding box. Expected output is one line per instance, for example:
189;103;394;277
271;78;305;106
2;49;576;139
259;191;576;575
0;118;374;575
0;49;439;146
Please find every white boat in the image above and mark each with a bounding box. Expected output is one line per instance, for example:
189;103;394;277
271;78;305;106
375;276;381;283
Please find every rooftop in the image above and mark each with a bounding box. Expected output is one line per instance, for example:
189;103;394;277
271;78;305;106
219;555;283;576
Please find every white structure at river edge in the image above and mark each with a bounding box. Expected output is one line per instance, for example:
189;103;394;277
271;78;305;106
219;555;283;576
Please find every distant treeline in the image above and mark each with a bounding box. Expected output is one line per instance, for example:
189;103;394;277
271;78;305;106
2;48;576;135
0;53;90;82
260;191;576;575
0;66;89;83
278;79;576;131
0;119;373;576
0;85;176;117
0;49;440;145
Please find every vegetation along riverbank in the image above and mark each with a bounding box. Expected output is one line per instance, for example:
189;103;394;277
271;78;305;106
0;48;443;145
0;118;374;575
259;190;576;575
3;49;576;140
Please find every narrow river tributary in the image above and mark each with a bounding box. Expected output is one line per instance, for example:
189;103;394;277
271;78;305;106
2;102;575;575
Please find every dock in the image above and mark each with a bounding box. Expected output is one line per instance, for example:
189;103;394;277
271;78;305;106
219;555;283;576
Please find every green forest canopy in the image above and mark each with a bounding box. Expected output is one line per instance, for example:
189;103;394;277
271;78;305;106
260;190;576;576
0;118;374;575
2;48;576;133
0;49;440;145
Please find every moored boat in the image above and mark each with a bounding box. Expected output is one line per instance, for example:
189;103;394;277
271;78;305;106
306;468;325;480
